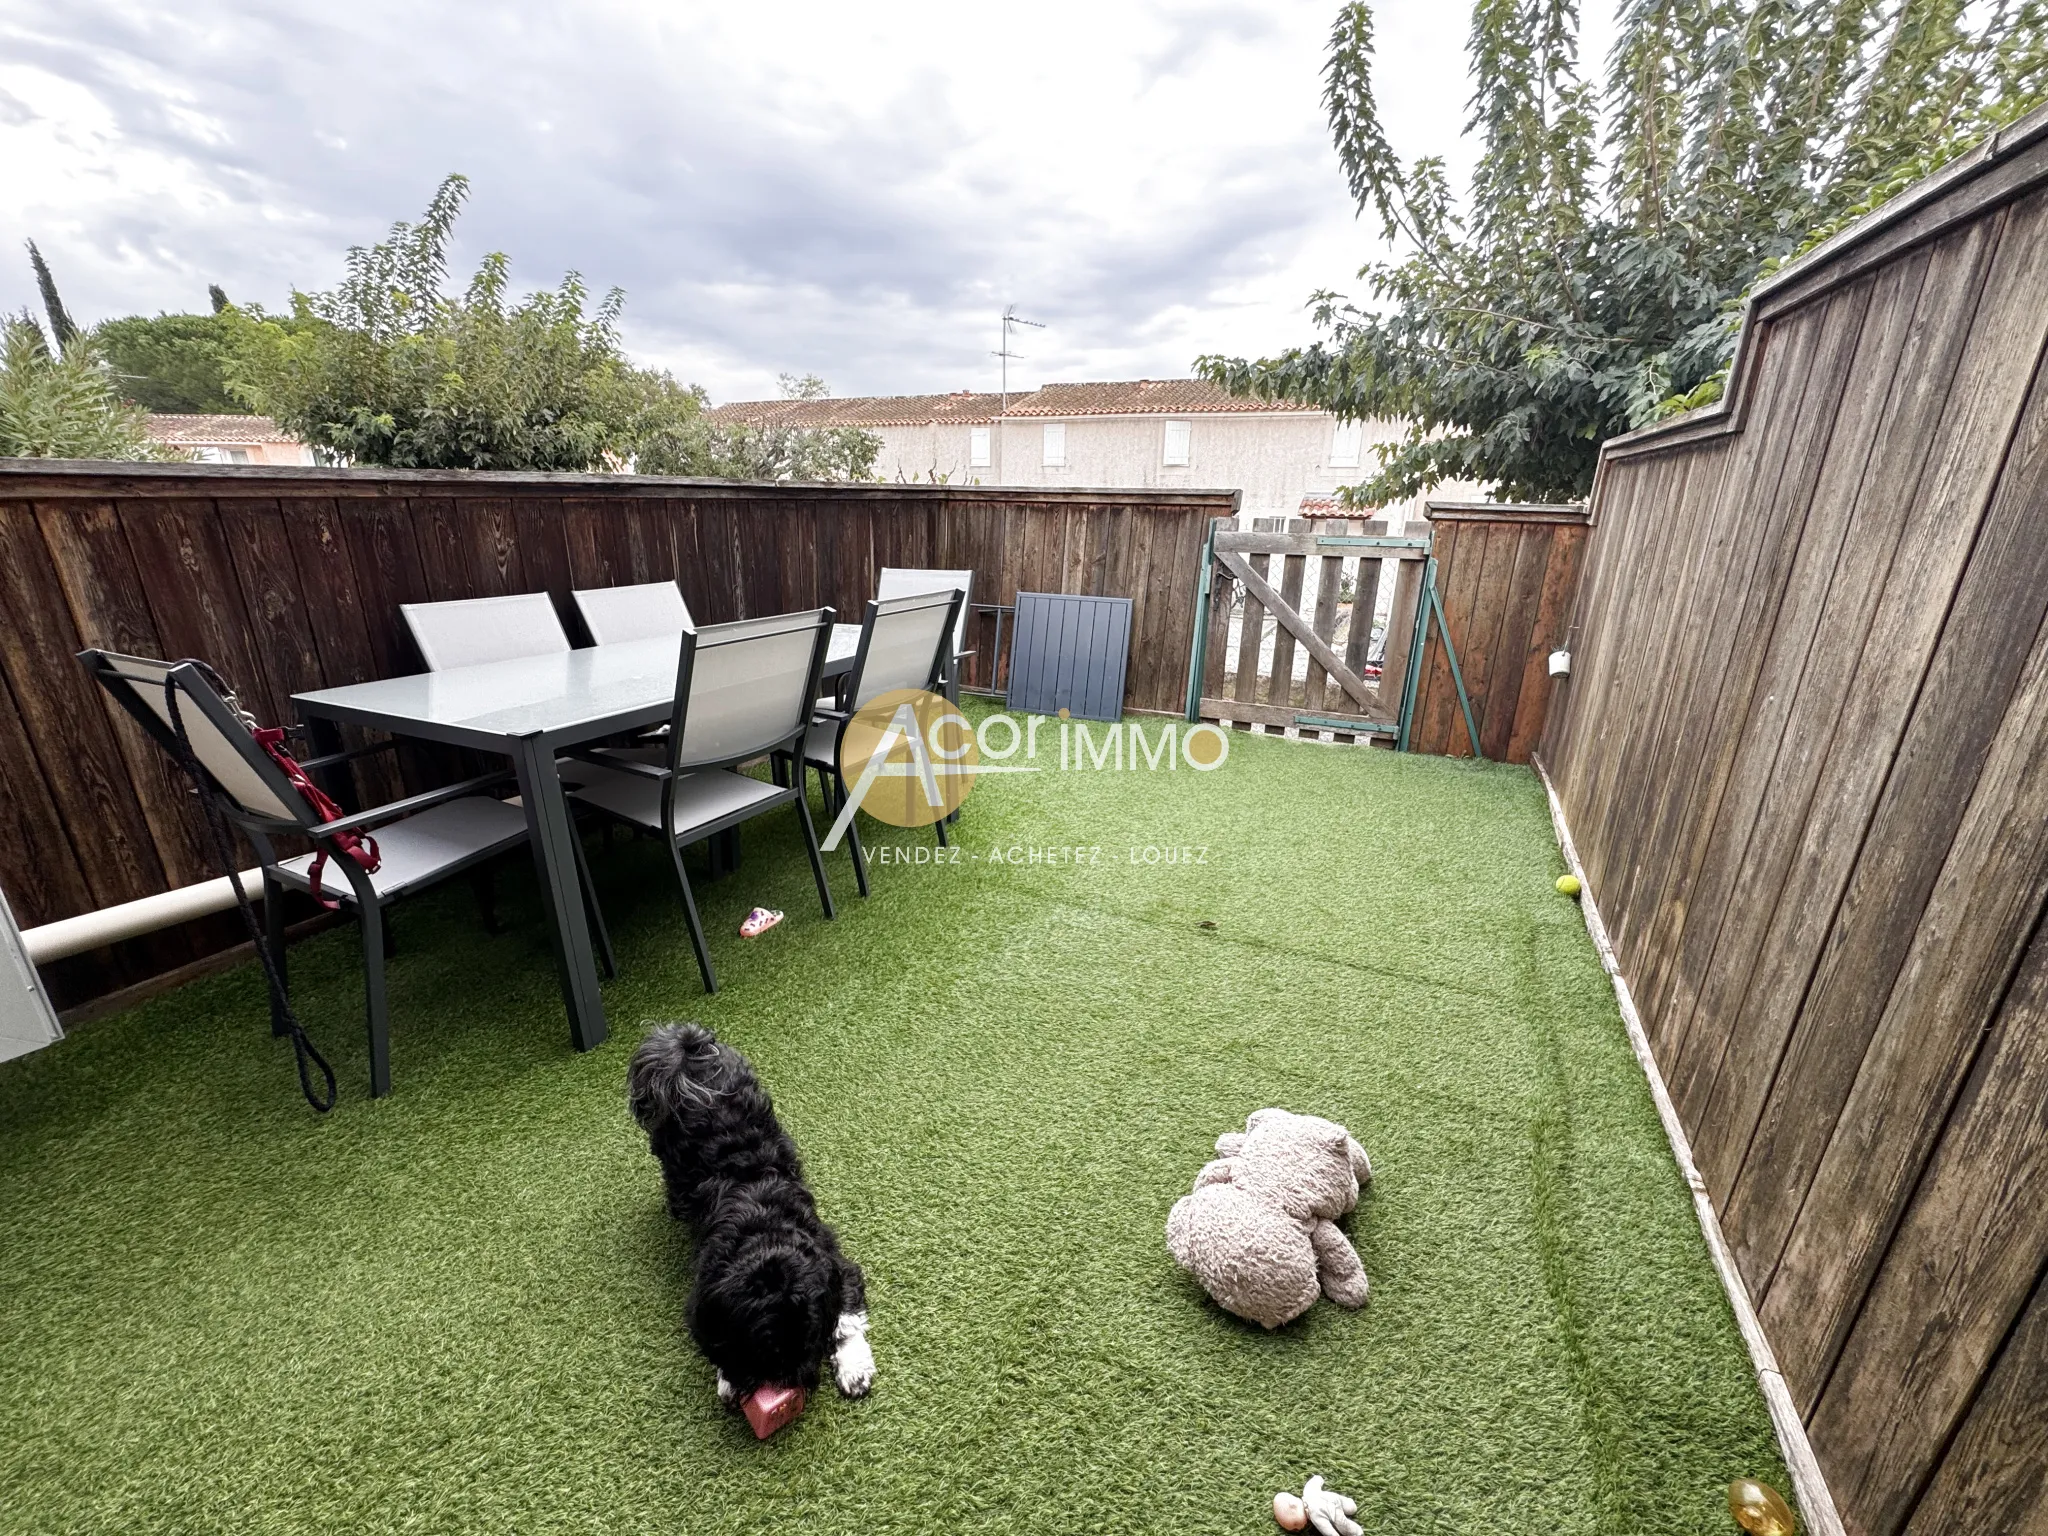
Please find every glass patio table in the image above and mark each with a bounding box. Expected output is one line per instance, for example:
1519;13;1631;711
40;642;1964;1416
292;623;862;1054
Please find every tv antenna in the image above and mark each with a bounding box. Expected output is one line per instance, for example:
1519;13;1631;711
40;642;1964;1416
992;305;1044;418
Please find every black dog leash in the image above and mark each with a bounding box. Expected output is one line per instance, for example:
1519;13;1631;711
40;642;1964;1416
162;665;337;1113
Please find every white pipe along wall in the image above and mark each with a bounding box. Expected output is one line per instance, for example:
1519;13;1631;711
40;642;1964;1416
21;870;266;965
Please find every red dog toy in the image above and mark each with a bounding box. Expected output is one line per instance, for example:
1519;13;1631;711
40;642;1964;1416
742;1384;806;1439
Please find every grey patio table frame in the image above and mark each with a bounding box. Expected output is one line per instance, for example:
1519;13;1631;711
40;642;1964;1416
293;623;863;1053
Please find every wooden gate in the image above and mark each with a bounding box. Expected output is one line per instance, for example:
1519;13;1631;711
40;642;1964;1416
1183;516;1430;743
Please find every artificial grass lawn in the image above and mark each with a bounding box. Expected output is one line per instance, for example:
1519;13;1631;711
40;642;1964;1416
0;713;1786;1535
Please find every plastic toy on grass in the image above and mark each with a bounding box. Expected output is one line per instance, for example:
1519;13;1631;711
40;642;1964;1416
738;907;784;938
742;1384;806;1438
1727;1478;1796;1535
1272;1477;1361;1535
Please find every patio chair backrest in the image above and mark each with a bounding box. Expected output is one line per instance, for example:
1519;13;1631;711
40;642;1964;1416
849;589;962;711
78;650;303;824
669;609;834;770
401;593;571;672
878;567;972;657
572;580;693;646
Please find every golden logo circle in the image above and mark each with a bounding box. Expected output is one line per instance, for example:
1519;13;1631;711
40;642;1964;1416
837;688;979;827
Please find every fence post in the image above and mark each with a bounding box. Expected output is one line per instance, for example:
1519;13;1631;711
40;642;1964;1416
1184;518;1218;723
1396;552;1434;751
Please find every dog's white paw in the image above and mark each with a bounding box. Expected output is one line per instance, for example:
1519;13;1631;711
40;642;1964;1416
833;1311;875;1397
716;1371;736;1405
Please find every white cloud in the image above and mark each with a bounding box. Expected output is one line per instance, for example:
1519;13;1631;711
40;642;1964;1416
0;0;1614;402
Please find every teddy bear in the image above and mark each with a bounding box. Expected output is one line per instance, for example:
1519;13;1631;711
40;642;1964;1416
1165;1108;1373;1329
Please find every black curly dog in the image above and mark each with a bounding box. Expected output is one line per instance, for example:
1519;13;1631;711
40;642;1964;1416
628;1023;873;1404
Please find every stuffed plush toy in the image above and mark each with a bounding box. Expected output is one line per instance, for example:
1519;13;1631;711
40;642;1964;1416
1165;1109;1373;1329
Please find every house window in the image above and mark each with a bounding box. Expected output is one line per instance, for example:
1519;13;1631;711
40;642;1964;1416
1330;420;1364;468
1162;419;1191;466
1042;422;1066;467
969;425;991;468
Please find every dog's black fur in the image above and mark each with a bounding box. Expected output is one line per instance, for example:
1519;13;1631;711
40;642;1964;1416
628;1022;866;1397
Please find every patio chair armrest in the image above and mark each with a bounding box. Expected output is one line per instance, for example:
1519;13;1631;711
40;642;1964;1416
306;770;515;836
562;748;672;782
296;739;399;771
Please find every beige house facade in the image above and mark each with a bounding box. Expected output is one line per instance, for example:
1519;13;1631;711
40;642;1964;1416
706;379;1479;525
144;414;316;466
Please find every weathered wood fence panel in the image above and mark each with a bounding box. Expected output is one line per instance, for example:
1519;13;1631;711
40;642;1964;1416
0;465;1230;1009
1406;501;1588;763
1540;104;2048;1536
1193;516;1427;743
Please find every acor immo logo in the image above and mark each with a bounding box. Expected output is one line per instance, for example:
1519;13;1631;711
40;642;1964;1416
820;690;1230;851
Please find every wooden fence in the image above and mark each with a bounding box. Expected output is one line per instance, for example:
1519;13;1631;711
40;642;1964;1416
1541;103;2048;1536
1406;500;1587;763
1187;506;1584;762
0;464;1230;1009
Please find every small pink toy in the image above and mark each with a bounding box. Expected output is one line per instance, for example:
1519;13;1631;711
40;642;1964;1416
742;1384;806;1439
738;907;784;938
1271;1477;1361;1536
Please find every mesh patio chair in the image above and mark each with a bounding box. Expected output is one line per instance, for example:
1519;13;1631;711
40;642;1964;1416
571;580;693;646
877;567;974;698
793;588;964;898
563;609;838;994
79;649;612;1098
570;579;699;762
400;592;571;672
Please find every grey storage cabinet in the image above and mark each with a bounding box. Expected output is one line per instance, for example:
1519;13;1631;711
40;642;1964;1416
1004;592;1133;723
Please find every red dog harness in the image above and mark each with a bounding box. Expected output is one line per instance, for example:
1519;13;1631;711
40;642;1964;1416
253;726;380;908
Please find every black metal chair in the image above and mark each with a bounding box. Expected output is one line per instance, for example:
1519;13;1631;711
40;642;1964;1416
793;588;965;897
564;608;838;994
79;649;611;1097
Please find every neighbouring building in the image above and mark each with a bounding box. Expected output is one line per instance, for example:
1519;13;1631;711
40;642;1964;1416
704;378;1480;524
145;414;316;466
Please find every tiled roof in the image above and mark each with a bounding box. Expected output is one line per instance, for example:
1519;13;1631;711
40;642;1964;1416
703;393;1009;429
705;379;1316;428
1001;379;1313;416
145;414;299;445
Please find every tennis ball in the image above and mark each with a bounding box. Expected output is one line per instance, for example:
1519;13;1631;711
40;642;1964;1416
1556;874;1582;898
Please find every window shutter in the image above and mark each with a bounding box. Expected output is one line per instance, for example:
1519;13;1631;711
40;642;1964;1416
1042;422;1066;467
1163;419;1191;466
970;426;991;467
1330;420;1363;468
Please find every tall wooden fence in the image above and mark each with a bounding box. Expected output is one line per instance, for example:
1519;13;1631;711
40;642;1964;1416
1541;104;2048;1536
0;463;1230;1009
1406;500;1587;763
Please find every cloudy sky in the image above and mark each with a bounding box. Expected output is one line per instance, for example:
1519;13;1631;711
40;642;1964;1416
2;0;1615;404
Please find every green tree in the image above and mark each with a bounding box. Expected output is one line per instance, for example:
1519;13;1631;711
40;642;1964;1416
632;372;883;481
95;310;248;413
26;241;79;348
1199;0;2048;503
1;320;182;460
3;248;177;461
226;175;709;471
